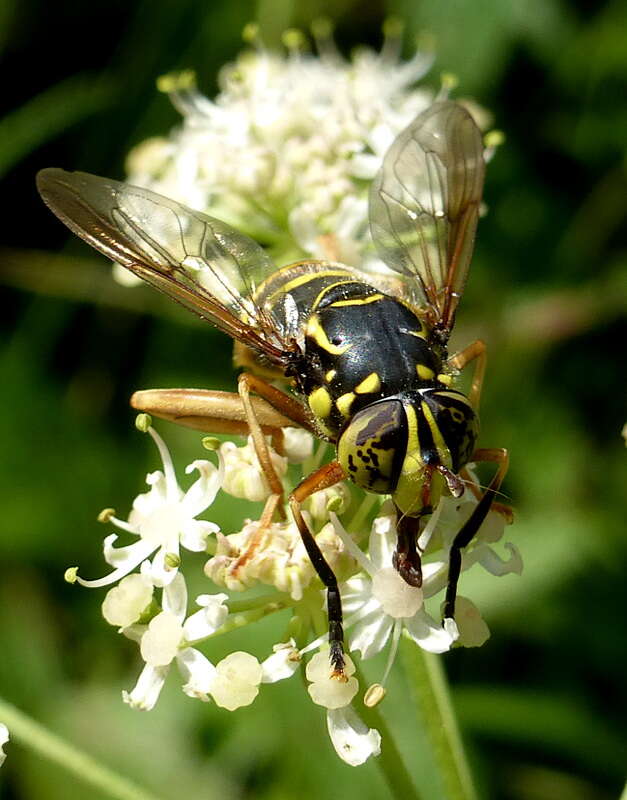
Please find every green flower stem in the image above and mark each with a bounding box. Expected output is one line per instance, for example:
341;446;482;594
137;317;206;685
401;639;478;800
196;599;290;645
354;665;423;800
619;780;627;800
0;698;160;800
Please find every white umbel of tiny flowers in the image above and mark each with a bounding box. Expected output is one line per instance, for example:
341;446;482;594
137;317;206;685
123;573;227;709
123;30;439;272
0;723;8;767
73;425;221;590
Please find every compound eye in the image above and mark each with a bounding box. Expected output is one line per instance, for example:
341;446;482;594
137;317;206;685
337;400;406;493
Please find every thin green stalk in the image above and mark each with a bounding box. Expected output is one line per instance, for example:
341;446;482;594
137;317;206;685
353;666;423;800
401;639;478;800
619;779;627;800
0;698;161;800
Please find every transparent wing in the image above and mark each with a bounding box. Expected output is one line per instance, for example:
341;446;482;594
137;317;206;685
36;168;289;363
369;101;485;333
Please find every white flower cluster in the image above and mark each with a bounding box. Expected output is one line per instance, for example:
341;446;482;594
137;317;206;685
122;24;450;274
68;417;520;767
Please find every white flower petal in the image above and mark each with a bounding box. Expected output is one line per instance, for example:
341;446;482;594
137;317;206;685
348;609;394;660
0;723;9;767
140;611;183;666
470;542;523;576
147;545;180;588
217;651;263;685
177;647;217;698
404;609;455;654
102;573;154;628
209;652;262;710
282;428;314;464
261;641;301;683
326;706;381;766
76;536;155;588
368;513;397;569
180;519;219;552
123;663;169;710
162;572;188;620
453;596;491;648
183;593;228;641
182;460;221;518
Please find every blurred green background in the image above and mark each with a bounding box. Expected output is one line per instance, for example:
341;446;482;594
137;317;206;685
1;0;626;798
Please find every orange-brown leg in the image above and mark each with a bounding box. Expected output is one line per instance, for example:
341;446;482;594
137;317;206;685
228;493;282;578
447;339;487;412
443;447;509;622
289;460;347;675
460;464;514;523
131;388;291;452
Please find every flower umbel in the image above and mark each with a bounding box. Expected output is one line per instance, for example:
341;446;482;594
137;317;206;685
122;26;442;272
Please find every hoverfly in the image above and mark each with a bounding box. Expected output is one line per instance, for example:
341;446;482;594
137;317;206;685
37;101;509;675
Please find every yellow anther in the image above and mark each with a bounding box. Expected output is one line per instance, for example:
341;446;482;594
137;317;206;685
97;508;115;523
364;683;387;708
282;28;307;51
64;567;79;584
383;17;404;38
242;22;260;43
135;413;152;432
156;70;196;94
485;130;505;148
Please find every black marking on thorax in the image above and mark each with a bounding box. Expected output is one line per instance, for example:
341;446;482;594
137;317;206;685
296;282;444;436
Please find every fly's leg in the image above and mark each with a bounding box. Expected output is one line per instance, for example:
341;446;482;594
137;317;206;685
447;339;487;412
443;448;509;623
289;460;347;676
460;465;514;523
131;387;293;453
